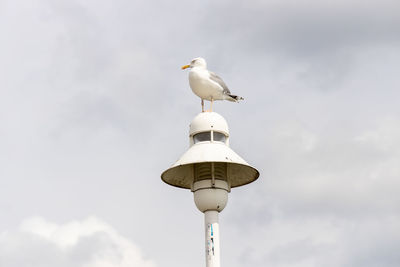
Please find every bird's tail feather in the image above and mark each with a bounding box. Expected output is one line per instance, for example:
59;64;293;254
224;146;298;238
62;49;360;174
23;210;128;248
228;94;244;102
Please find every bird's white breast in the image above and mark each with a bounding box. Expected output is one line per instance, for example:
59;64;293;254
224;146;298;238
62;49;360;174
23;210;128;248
189;68;224;101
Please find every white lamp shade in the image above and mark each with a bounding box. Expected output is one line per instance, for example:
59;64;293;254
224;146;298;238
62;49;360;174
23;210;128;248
161;142;259;189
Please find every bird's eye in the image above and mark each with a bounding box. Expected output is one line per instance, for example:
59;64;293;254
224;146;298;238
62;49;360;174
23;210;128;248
191;60;196;64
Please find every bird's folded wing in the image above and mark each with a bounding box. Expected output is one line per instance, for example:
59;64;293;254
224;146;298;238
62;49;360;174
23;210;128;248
209;71;231;94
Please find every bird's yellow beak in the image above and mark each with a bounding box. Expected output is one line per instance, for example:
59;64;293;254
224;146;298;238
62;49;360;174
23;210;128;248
181;64;190;70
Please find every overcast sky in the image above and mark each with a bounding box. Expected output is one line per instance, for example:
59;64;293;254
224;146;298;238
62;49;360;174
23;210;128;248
1;0;400;266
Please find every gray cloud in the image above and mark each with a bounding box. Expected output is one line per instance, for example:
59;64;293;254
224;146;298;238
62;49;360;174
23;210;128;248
0;0;399;267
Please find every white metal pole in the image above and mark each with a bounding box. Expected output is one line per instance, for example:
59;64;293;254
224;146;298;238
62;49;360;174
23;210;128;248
204;210;221;267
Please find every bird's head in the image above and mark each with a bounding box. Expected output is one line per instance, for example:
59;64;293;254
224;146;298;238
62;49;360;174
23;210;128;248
181;57;207;70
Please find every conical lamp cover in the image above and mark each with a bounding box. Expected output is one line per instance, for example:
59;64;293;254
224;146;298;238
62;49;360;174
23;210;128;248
161;142;259;189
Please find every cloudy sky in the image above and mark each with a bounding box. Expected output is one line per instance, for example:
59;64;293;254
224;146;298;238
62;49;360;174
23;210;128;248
1;0;400;266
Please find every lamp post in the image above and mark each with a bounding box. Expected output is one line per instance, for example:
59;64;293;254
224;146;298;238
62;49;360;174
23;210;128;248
161;112;259;267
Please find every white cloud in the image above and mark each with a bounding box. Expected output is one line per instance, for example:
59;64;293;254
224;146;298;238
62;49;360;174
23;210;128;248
355;117;400;153
0;217;156;267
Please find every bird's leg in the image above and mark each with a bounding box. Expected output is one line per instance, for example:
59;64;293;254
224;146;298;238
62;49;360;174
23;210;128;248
201;99;204;112
210;98;213;112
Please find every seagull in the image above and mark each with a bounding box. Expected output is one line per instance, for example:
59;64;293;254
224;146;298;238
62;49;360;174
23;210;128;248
182;57;243;112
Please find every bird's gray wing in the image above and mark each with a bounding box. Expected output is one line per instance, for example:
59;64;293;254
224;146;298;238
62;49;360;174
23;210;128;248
209;71;231;95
